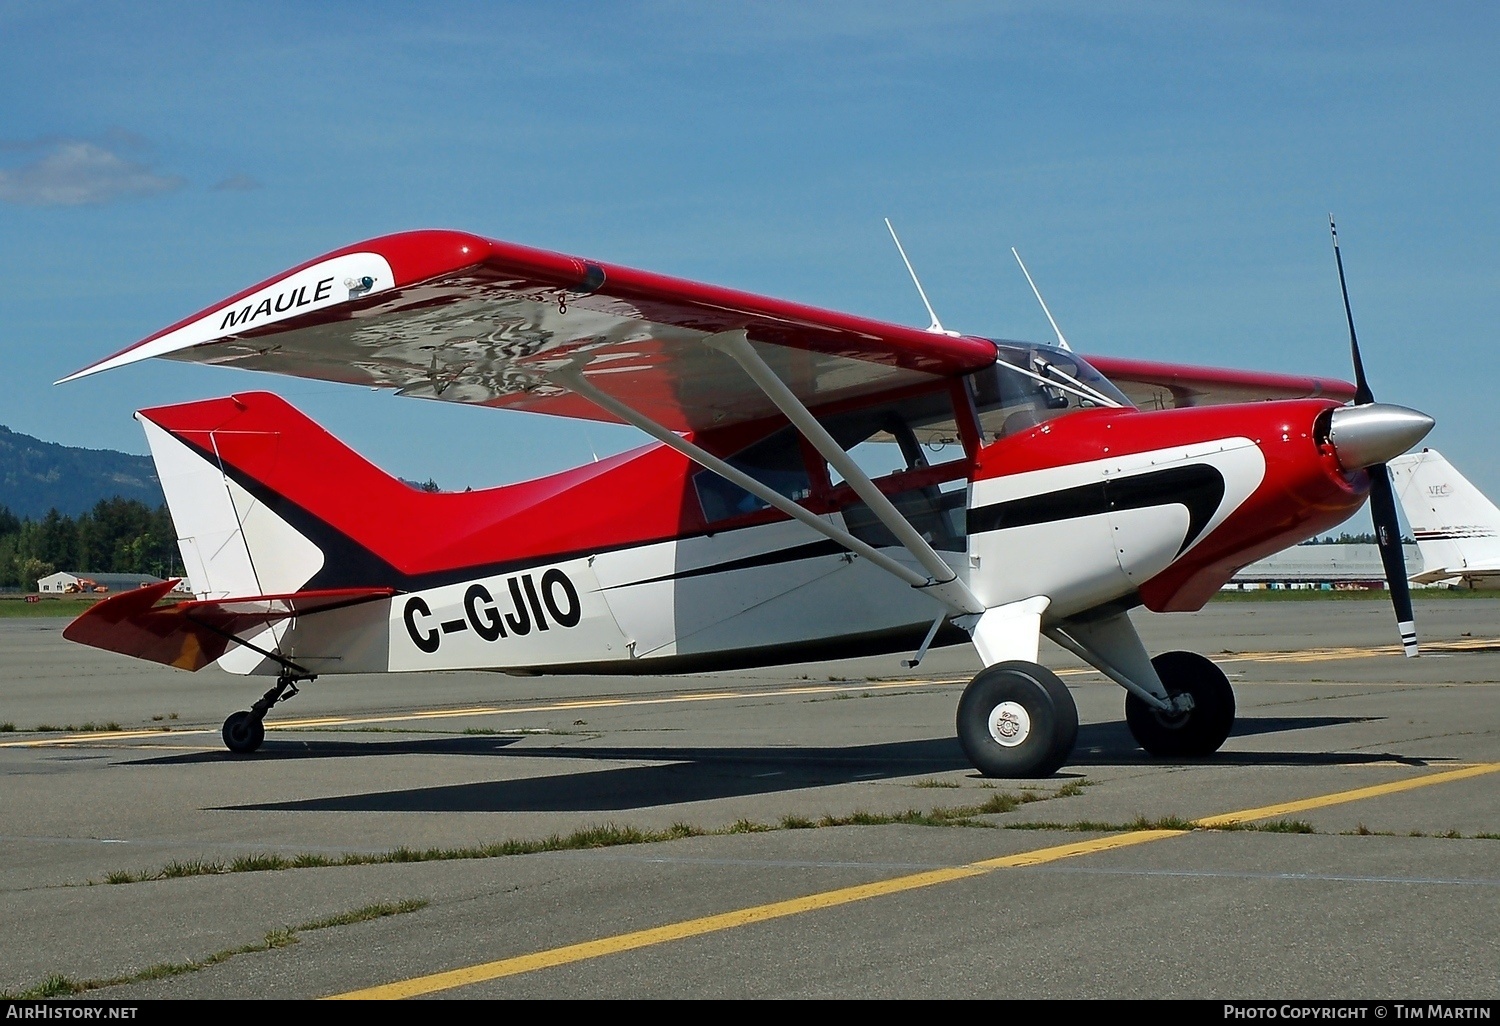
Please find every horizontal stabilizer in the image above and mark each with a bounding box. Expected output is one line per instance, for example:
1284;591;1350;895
62;579;394;671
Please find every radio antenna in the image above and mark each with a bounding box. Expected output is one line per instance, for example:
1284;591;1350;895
884;218;955;336
1011;248;1072;352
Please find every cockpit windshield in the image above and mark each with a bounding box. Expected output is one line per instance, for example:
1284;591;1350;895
967;340;1134;441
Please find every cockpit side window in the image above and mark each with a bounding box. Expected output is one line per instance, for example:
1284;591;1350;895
694;427;812;523
817;389;967;486
814;390;970;552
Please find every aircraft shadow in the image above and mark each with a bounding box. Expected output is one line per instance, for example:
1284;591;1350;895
127;735;529;766
198;715;1434;814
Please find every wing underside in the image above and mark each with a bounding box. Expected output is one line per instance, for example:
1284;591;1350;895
64;230;997;433
62;229;1355;428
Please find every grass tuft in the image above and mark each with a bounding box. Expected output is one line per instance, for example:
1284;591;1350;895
37;974;81;997
93;780;1088;886
911;778;960;789
158;859;224;879
230;854;293;873
726;818;773;833
5;900;429;999
1006;814;1199;833
1252;819;1315;834
299;899;429;932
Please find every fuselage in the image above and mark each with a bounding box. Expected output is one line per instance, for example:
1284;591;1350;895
136;355;1370;678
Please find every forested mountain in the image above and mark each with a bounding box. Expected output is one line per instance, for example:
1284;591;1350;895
0;425;164;519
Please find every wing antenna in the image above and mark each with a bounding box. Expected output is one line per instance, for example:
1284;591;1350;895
1012;248;1072;352
884;218;955;336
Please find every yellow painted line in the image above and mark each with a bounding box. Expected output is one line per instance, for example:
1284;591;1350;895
10;634;1494;750
326;829;1178;1000
1194;761;1500;827
0;728;188;746
0;678;964;748
1216;637;1500;665
326;761;1500;999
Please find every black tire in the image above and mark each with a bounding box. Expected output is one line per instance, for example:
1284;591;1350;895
222;710;265;754
956;661;1077;778
1124;650;1235;758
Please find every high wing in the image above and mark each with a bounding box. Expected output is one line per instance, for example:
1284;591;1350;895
62;579;394;671
61;229;1354;430
61;230;997;433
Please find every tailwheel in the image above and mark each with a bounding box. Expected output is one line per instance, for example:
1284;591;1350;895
956;660;1078;778
219;673;309;755
1125;650;1235;758
222;710;265;754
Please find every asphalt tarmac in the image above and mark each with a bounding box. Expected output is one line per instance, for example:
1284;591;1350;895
1;597;1497;1000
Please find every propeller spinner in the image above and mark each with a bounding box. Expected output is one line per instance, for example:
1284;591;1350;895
1329;216;1434;657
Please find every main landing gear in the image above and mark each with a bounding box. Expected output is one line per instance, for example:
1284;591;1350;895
222;673;310;754
1124;651;1235;757
955;650;1236;777
956;661;1079;778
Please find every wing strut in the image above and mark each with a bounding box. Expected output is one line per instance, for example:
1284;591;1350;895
704;331;985;616
551;359;984;617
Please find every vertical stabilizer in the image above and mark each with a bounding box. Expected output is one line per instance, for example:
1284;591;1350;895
1389;449;1500;583
138;397;337;674
138;414;325;602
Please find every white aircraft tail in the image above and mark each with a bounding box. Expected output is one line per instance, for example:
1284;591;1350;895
1388;449;1500;583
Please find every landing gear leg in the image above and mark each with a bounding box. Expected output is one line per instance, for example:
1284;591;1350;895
956;660;1078;778
1124;651;1236;757
221;674;307;754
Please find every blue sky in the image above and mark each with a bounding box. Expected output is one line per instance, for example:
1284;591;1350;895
2;1;1497;503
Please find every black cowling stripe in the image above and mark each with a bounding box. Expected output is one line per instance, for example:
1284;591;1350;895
967;463;1226;555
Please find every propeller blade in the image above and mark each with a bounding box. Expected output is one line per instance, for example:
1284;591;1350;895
1330;215;1375;406
1330;215;1419;657
1369;464;1418;657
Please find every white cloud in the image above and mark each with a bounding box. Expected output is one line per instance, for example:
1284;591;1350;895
0;139;185;206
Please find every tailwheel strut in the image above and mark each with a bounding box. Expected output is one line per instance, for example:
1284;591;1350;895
222;670;315;755
189;613;317;755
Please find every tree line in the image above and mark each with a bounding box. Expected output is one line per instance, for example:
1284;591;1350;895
0;499;179;590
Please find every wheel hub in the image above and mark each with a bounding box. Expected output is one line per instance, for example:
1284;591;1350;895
1153;690;1197;729
987;701;1031;747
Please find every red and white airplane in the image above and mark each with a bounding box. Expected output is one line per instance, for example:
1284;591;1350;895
58;221;1434;776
